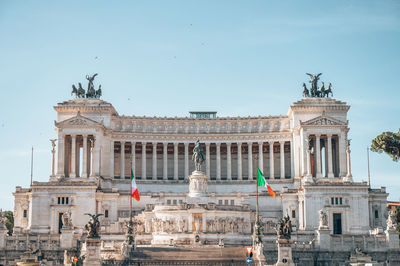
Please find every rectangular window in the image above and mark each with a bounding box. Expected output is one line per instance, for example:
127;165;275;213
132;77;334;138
58;197;60;204
339;198;342;205
375;210;379;219
167;200;171;205
333;213;342;234
224;200;228;205
173;200;177;205
331;198;334;205
292;210;296;218
218;200;222;205
105;210;109;218
179;200;183;204
23;209;27;218
335;198;338;205
230;200;234;205
62;197;65;204
66;197;69;205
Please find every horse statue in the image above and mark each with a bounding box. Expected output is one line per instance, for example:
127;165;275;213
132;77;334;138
317;82;325;98
324;83;333;97
71;83;86;98
95;85;102;99
192;140;205;171
84;213;103;238
302;83;310;97
85;73;98;98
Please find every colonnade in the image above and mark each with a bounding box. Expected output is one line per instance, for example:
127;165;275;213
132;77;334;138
111;141;294;180
308;134;342;178
56;134;96;178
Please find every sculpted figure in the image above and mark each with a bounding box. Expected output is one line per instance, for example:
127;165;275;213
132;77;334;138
306;73;322;97
62;210;72;229
318;82;325;97
277;214;292;239
319;209;328;227
192;140;205;171
84;213;103;238
387;209;397;229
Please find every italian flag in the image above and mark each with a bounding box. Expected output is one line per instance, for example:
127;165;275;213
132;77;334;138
131;169;140;202
257;168;276;197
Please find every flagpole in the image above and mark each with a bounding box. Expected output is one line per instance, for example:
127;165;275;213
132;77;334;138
367;146;371;188
30;146;33;187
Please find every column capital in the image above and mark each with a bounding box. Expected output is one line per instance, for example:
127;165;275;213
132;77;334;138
269;142;274;147
216;143;221;147
315;133;321;138
120;140;125;144
258;141;263;146
205;142;211;147
226;142;232;147
184;142;189;147
82;134;88;138
142;142;146;146
71;134;76;139
152;142;157;146
279;141;285;145
237;142;242;146
173;142;179;147
326;133;333;138
163;142;168;146
247;141;253;145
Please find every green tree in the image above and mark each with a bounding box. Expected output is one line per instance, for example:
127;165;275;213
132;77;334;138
396;206;400;235
371;129;400;161
4;211;13;235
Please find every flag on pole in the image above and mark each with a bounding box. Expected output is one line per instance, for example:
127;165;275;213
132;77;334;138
257;168;276;197
131;169;140;202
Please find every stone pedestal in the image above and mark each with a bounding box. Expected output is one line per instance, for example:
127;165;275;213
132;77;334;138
60;228;75;249
187;171;209;204
83;238;101;266
0;228;7;249
385;228;400;249
317;227;331;250
275;239;295;266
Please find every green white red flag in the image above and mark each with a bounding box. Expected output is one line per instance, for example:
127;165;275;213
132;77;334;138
257;168;276;197
131;169;140;202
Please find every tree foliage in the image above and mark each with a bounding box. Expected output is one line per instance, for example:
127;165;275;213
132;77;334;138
395;206;400;235
5;211;13;235
371;129;400;162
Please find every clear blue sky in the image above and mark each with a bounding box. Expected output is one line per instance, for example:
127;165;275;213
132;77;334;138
0;1;399;210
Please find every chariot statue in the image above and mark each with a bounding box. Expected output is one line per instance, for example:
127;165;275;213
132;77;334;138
71;74;102;99
302;73;334;98
192;140;205;171
84;213;103;238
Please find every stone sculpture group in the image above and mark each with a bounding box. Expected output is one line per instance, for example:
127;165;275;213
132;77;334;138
71;73;102;99
302;73;333;98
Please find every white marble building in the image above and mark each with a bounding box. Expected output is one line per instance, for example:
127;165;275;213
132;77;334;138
4;94;398;265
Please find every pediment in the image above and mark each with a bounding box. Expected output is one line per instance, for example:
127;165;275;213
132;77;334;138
301;115;347;126
55;112;103;128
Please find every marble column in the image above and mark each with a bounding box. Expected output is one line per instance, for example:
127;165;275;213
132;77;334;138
248;142;253;180
184;143;189;178
56;134;65;177
227;143;232;180
258;142;263;173
120;141;125;179
206;143;210;177
70;135;76;178
152;142;157;180
216;143;221;180
344;140;353;182
90;138;95;177
131;142;136;178
141;142;146;179
280;141;285;179
82;135;88;178
110;140;114;178
269;142;274;179
163;142;168;180
327;134;334;178
237;142;242;180
290;139;295;178
316;135;322;178
338;132;347;177
174;143;179;180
